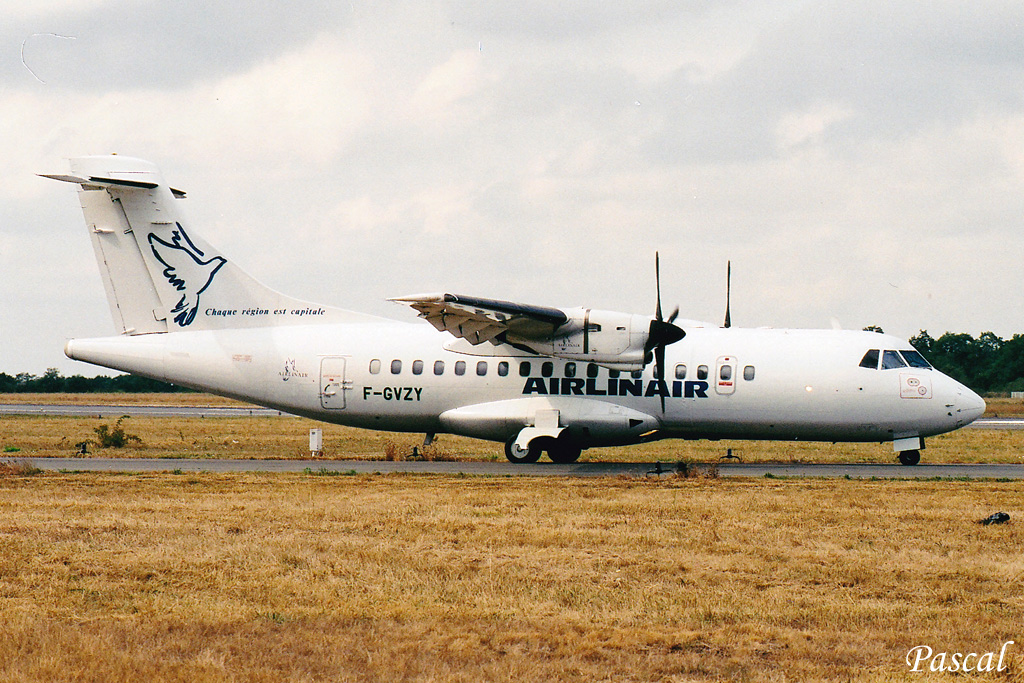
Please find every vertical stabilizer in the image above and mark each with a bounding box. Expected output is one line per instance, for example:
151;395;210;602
44;155;377;334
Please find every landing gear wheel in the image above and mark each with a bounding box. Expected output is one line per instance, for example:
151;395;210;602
547;441;582;464
505;437;542;464
898;450;921;466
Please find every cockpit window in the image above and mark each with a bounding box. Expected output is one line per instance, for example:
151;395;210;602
859;349;879;369
899;350;932;369
881;350;907;369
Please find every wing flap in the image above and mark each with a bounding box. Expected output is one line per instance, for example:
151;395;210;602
390;292;568;346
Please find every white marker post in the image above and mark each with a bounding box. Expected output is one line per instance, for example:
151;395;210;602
309;428;323;457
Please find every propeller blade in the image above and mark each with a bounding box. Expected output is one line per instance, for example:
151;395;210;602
724;260;732;328
655;343;667;412
649;251;684;412
655;251;663;322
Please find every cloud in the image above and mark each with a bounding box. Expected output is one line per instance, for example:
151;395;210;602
3;1;1024;374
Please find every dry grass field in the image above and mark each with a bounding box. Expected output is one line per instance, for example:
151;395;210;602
0;413;1023;464
0;471;1021;682
3;394;1024;464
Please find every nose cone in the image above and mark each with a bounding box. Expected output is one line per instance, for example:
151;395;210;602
957;385;986;426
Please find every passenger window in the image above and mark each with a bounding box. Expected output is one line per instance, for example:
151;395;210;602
433;360;445;375
476;361;488;376
369;359;381;375
631;370;643;379
743;365;755;381
881;350;907;370
542;361;554;377
412;360;423;375
900;350;932;369
565;363;576;378
859;349;879;369
587;363;600;378
697;365;708;380
497;361;509;377
454;361;466;376
390;359;402;374
674;364;686;380
720;365;732;381
609;369;620;378
519;361;531;377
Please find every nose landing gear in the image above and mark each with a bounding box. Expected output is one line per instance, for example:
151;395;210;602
898;450;921;466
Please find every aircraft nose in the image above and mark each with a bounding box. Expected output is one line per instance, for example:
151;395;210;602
955;384;986;426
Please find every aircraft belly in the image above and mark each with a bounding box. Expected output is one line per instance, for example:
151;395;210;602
439;396;658;445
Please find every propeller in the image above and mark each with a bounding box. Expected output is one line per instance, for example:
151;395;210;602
724;260;732;328
645;252;685;411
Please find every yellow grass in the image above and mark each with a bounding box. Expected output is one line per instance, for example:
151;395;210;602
0;473;1020;681
1;413;1022;464
2;394;1022;463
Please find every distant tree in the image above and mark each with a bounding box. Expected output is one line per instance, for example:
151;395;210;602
909;330;935;356
36;368;63;393
863;325;885;334
993;334;1024;393
0;370;187;393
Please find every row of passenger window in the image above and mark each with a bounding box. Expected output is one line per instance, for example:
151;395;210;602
369;358;510;376
858;349;932;370
369;358;756;381
674;363;756;382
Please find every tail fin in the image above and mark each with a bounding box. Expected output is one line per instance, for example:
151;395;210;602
44;156;375;334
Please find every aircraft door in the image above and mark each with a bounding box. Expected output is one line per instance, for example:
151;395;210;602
320;357;349;409
715;356;737;395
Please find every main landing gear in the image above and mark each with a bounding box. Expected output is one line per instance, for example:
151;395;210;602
898;450;921;466
504;436;582;464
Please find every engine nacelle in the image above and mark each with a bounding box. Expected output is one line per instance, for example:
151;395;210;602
517;308;651;371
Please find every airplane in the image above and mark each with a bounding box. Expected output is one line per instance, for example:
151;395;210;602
43;155;986;466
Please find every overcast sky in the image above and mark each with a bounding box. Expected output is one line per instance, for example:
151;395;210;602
3;1;1023;375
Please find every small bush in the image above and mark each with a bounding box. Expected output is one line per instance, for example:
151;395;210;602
93;416;142;449
383;441;402;461
420;444;456;462
0;461;42;477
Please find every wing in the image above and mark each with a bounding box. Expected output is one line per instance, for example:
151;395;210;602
389;293;568;346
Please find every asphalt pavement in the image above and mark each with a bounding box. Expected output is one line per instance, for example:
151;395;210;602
7;457;1022;479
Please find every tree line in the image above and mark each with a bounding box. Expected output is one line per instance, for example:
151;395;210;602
907;331;1024;395
0;369;187;394
2;330;1022;395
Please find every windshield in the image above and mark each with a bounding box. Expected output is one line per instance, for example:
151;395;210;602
900;349;932;369
881;350;907;369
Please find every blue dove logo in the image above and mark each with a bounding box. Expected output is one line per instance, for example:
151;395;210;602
148;223;227;327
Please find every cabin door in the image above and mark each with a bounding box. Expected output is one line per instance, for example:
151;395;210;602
320;357;349;409
715;356;737;396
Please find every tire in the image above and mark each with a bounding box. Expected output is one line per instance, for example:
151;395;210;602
547;441;582;464
898;450;921;466
505;437;542;464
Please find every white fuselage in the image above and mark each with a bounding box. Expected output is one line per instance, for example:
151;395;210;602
65;322;986;450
